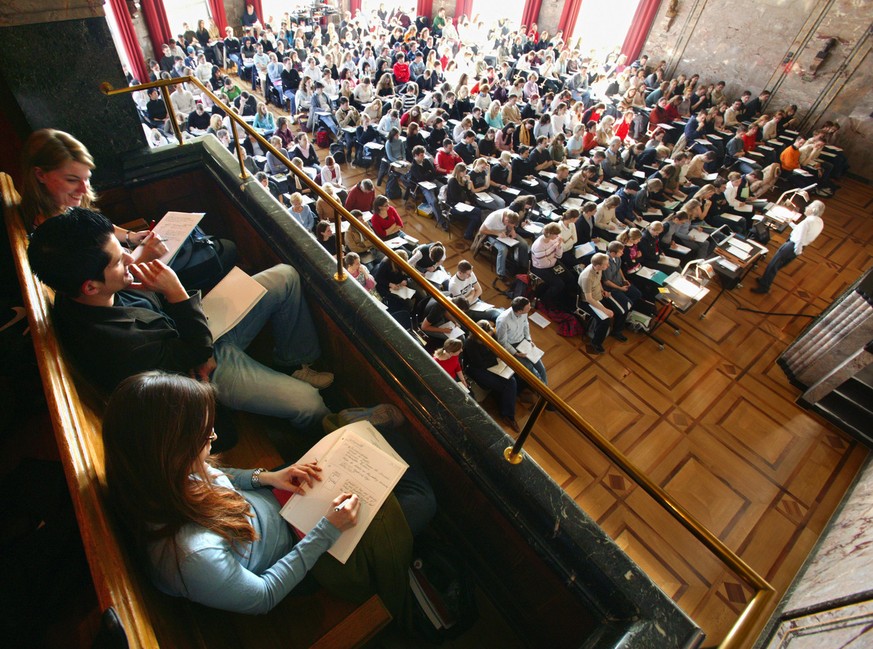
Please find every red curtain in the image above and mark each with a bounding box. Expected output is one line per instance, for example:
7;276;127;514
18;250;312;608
557;0;583;36
141;0;173;55
520;0;542;30
349;0;362;16
621;0;663;61
416;0;433;21
108;0;148;82
207;0;228;33
454;0;473;20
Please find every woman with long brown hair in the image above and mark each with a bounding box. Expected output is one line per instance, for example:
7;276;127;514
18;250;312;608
103;371;412;615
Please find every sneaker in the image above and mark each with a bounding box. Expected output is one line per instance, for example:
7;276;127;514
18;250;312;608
337;404;406;428
292;365;335;389
501;416;520;433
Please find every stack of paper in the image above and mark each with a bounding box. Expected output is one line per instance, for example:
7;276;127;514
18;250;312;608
201;267;267;340
516;339;544;363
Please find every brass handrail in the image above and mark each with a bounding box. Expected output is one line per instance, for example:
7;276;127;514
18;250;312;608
103;75;775;648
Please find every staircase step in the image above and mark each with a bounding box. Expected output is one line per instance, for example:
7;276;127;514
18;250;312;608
816;393;873;446
833;379;873;417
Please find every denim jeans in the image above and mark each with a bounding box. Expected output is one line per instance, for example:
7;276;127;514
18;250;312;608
758;241;797;291
517;356;548;385
492;237;529;277
212;264;330;427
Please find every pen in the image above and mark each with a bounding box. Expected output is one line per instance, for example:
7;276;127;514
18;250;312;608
334;496;354;511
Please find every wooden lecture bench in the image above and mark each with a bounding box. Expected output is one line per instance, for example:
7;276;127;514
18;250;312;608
1;172;391;649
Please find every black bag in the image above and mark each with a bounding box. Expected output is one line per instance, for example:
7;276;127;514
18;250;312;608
410;540;478;641
329;142;346;165
170;226;237;292
751;221;770;245
385;173;403;199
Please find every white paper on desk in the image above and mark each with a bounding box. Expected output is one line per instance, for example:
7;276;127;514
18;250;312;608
671;243;691;255
364;141;384;149
455;202;475;213
468;300;495;312
594;239;608;251
497;236;519;247
390;285;416;299
659;255;680;267
503;186;520;195
487;359;515;378
688;229;709;243
152;211;205;264
424;268;450;284
529;311;551;328
581;193;599;202
644;208;663;217
386;237;407;249
418;181;437;190
574;242;596;258
703;172;719;181
280;421;408;564
521;178;539;186
478;193;494;203
201;266;267;340
725;245;750;260
516;339;544;363
599;182;618;192
718;258;739;272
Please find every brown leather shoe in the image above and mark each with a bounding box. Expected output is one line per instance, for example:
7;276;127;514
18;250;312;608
502;416;520;433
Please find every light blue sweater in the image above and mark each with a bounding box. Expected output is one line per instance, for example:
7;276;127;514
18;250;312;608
147;466;340;614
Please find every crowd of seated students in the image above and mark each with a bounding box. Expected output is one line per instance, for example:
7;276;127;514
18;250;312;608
120;5;852;432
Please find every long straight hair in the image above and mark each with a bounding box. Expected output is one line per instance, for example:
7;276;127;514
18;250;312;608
103;372;256;553
20;129;96;229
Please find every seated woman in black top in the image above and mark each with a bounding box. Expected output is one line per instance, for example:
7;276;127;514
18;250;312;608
445;164;483;240
478;128;498;157
374;249;411;312
464;320;521;432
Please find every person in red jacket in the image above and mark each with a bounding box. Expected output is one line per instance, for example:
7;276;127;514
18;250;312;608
371;195;404;239
392;53;411;84
344;179;375;212
434;139;462;175
742;124;759;153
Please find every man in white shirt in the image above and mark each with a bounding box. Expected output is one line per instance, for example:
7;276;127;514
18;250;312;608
477;209;529;281
448;261;502;321
752;200;825;294
496;297;548;384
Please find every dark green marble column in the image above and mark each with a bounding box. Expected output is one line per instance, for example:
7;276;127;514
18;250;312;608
0;8;144;188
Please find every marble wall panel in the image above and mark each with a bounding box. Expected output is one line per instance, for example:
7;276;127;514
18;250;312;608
642;0;873;180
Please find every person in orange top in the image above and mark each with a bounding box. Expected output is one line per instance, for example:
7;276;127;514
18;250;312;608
780;137;804;172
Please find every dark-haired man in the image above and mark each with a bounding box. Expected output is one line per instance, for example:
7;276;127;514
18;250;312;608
28;209;334;427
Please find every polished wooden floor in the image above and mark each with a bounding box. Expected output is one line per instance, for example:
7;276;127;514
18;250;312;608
328;150;872;644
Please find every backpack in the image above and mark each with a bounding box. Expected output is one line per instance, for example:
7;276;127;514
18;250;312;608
171;226;238;292
315;128;331;148
329;142;346;165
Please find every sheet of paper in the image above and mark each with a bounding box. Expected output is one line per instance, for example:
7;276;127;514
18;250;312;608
529;312;551;328
516;339;544;364
636;266;668;284
455;202;475;213
574;242;596;258
201;266;267;340
424;268;450;285
497;236;519;247
446;323;465;339
659;255;680;267
588;304;609;319
487;359;514;378
671;243;691;255
151;211;205;264
280;422;408;563
390;285;416;299
688;229;709;243
467;300;495;312
418;181;437;190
